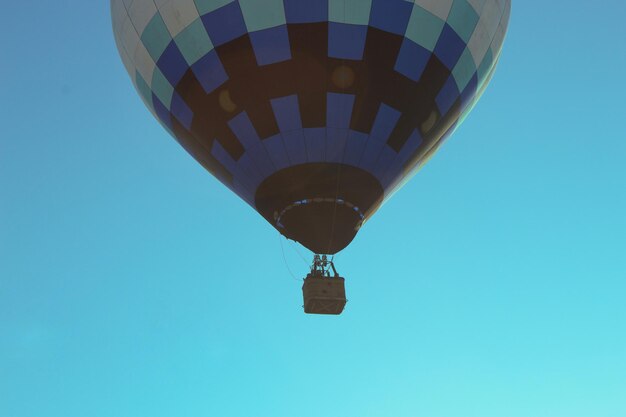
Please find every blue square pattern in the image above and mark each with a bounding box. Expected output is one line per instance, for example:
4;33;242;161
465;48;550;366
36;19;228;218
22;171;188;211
171;92;194;130
228;111;261;149
369;103;402;142
191;50;229;93
369;0;413;36
434;23;467;70
398;129;422;166
360;103;401;170
343;130;368;167
201;2;248;47
271;95;302;132
249;25;291;66
247;142;276;178
283;0;328;23
152;93;173;130
304;128;326;161
211;139;238;175
236;153;263;188
459;73;478;108
233;158;261;194
381;129;422;188
157;41;190;87
282;130;307;164
264;134;291;169
373;146;396;181
360;139;385;172
436;76;460;115
325;128;349;163
328;22;367;60
327;93;355;129
381;162;404;190
394;38;431;82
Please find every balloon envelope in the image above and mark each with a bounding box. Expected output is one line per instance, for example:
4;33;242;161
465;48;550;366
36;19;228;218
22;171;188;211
111;0;510;254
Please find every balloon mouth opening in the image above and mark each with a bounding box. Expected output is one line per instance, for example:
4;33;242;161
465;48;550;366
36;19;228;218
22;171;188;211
254;163;384;254
276;200;364;254
274;197;365;230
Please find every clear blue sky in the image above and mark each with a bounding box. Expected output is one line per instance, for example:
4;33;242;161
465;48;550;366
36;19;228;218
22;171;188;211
2;2;626;417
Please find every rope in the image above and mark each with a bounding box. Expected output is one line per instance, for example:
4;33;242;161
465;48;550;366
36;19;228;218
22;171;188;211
279;234;303;282
290;239;311;267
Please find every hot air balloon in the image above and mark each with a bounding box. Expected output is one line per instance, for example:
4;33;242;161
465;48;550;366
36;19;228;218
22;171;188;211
111;0;510;314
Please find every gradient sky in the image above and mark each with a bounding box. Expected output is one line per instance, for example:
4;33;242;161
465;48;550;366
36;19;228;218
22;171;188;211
2;1;626;417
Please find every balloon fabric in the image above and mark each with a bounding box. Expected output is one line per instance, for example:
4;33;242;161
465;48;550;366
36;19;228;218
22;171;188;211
111;0;510;254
